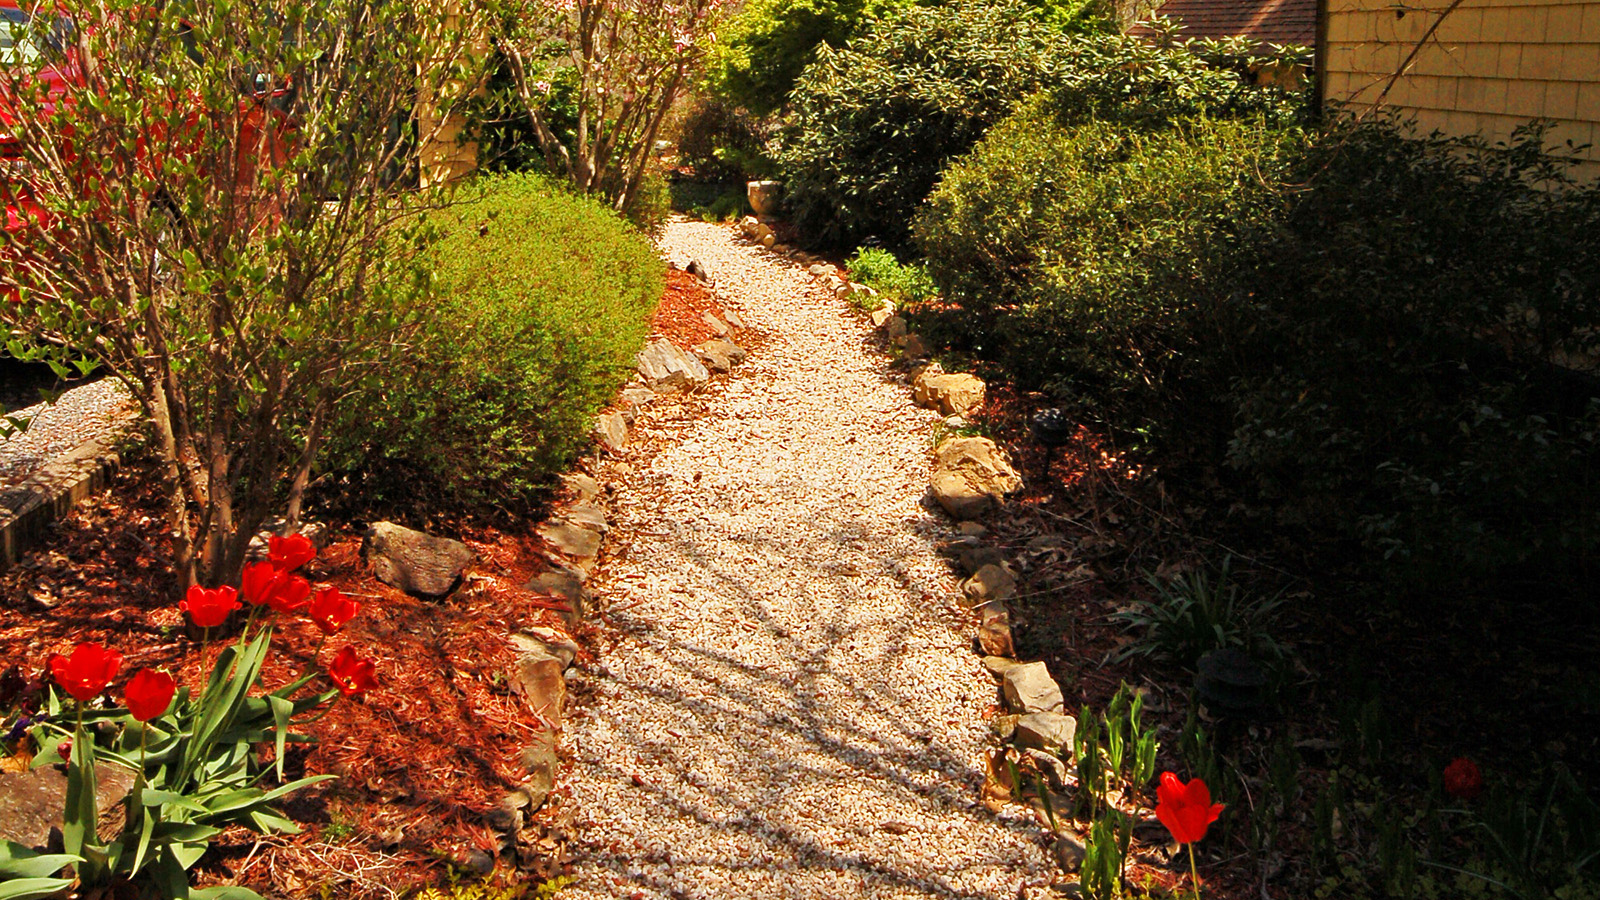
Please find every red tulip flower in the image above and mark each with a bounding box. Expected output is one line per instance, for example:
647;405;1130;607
242;561;280;607
1157;772;1225;844
242;561;311;613
265;575;312;614
124;668;176;722
327;646;378;697
268;533;317;572
1158;772;1225;899
1444;757;1483;800
48;643;124;703
308;587;360;635
180;585;241;628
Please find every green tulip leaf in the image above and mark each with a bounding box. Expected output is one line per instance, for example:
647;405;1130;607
0;877;79;900
0;841;81;879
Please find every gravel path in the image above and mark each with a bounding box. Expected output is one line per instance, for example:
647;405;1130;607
0;378;135;489
563;220;1051;900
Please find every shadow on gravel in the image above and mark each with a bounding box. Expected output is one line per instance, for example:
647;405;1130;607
573;506;1043;899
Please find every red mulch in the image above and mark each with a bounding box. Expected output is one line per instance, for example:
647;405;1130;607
0;258;719;897
0;450;589;896
652;267;728;348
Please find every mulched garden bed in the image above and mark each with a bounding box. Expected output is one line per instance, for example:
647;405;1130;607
958;377;1600;900
0;261;725;899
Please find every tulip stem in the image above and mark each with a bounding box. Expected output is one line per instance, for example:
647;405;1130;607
1188;843;1201;900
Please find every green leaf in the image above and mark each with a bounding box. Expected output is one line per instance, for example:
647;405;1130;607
0;841;81;879
268;694;292;782
0;877;78;900
61;723;97;862
140;790;210;813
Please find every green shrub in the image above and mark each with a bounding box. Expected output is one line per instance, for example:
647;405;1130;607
777;0;1076;250
673;97;775;181
1228;120;1600;594
915;99;1303;437
844;247;937;305
710;0;899;117
326;174;660;512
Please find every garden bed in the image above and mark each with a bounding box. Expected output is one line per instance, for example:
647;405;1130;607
956;379;1600;900
0;255;730;899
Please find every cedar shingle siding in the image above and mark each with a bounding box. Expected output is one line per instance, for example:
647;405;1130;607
1321;0;1600;181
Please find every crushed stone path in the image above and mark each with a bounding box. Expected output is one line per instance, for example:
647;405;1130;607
562;220;1051;900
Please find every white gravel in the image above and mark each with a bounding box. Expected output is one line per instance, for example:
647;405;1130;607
0;377;135;488
562;220;1051;899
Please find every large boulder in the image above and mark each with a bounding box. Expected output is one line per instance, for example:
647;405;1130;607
363;522;474;597
635;340;710;393
929;437;1023;520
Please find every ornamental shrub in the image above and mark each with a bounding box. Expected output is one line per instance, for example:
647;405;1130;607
777;0;1078;250
915;99;1304;439
326;175;660;513
709;0;898;117
1228;120;1600;594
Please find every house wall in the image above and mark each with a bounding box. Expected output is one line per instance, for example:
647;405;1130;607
417;3;488;187
1321;0;1600;181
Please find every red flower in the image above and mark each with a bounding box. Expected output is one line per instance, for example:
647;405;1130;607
268;533;317;572
327;646;378;697
308;587;359;635
124;668;176;722
57;737;72;760
1156;772;1225;845
180;585;241;628
242;561;311;613
265;575;311;614
48;643;124;703
241;561;280;607
1444;757;1483;800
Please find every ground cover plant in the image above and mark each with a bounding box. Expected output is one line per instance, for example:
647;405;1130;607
0;0;484;589
323;174;661;516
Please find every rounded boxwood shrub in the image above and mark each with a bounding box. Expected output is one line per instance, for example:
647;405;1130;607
325;174;660;513
914;97;1304;439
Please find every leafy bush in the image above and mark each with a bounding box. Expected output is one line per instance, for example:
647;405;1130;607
672;97;776;181
1228;120;1600;593
710;0;896;117
0;0;483;587
915;100;1303;437
777;0;1076;250
326;175;660;512
844;248;937;305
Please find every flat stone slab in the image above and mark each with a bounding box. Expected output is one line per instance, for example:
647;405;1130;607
636;340;710;394
0;761;137;850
